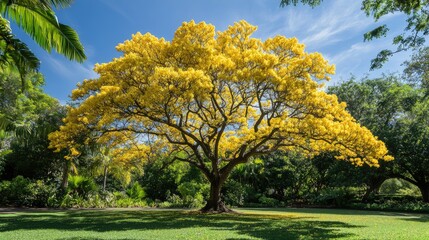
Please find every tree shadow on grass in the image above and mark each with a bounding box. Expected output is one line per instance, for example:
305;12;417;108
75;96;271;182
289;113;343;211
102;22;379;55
400;214;429;223
0;209;361;239
242;207;429;218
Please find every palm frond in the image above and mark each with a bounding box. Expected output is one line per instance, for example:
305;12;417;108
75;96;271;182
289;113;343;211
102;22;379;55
0;114;32;136
6;0;74;9
0;0;86;62
0;114;13;131
38;0;74;9
0;20;40;70
0;17;39;89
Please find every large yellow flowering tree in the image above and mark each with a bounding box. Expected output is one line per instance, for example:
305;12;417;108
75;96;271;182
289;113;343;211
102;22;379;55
49;20;392;212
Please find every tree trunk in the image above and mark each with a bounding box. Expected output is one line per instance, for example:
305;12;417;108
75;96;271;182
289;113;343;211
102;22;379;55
418;184;429;203
362;178;386;202
200;176;233;213
61;160;69;190
103;166;108;192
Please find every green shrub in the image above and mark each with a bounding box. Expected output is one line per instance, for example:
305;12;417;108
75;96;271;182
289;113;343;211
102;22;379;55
177;181;207;208
67;175;98;199
6;176;32;206
158;201;173;208
258;195;281;207
0;176;32;206
351;198;429;213
0;180;11;205
166;194;183;207
157;193;204;209
126;182;146;200
0;176;58;207
60;194;84;208
379;178;420;196
106;190;147;208
223;180;249;207
313;187;357;206
27;180;57;207
112;191;127;199
177;182;200;197
159;194;188;208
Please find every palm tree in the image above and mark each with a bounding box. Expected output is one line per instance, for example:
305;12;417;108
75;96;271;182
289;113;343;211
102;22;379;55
85;145;143;191
0;0;86;78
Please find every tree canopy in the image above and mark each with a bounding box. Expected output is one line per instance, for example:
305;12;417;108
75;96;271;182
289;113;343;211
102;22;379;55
329;73;429;202
49;20;392;212
0;69;63;179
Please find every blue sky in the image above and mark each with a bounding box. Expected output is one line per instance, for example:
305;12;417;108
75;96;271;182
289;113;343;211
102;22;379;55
13;0;409;103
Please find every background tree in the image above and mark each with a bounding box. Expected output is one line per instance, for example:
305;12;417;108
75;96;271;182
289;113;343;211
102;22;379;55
0;69;65;180
0;70;58;131
329;74;429;202
1;104;65;180
391;91;429;201
404;46;429;92
49;20;392;212
225;151;318;205
328;77;408;199
83;145;145;191
280;0;429;69
140;159;186;202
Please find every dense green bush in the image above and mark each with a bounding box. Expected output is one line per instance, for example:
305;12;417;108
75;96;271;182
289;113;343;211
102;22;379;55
67;175;98;199
155;181;208;209
0;176;30;206
109;191;147;208
27;180;57;207
223;179;248;206
379;178;420;196
351;196;429;213
177;181;208;208
0;176;57;207
126;182;146;200
311;187;359;206
258;196;281;207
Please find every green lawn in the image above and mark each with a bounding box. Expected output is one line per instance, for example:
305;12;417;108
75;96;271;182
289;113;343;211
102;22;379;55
0;208;428;239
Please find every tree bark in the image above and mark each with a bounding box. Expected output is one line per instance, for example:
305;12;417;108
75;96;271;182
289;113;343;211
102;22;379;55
61;160;69;190
200;176;233;213
418;183;429;203
199;157;246;213
103;166;108;192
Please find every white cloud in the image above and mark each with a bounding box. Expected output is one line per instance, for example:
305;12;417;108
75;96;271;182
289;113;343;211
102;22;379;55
325;40;409;86
250;1;373;46
329;42;376;67
300;1;372;46
42;55;98;83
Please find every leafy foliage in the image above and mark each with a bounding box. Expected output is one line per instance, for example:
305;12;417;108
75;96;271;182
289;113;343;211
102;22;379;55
0;70;64;179
126;182;146;200
403;46;429;90
329;74;429;202
280;0;322;7
0;175;57;207
0;18;39;81
67;174;98;199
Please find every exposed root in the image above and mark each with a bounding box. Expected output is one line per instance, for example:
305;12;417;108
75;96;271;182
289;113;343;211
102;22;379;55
199;201;235;213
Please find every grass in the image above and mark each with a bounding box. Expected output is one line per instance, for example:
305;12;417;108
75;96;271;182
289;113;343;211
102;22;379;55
0;208;428;239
